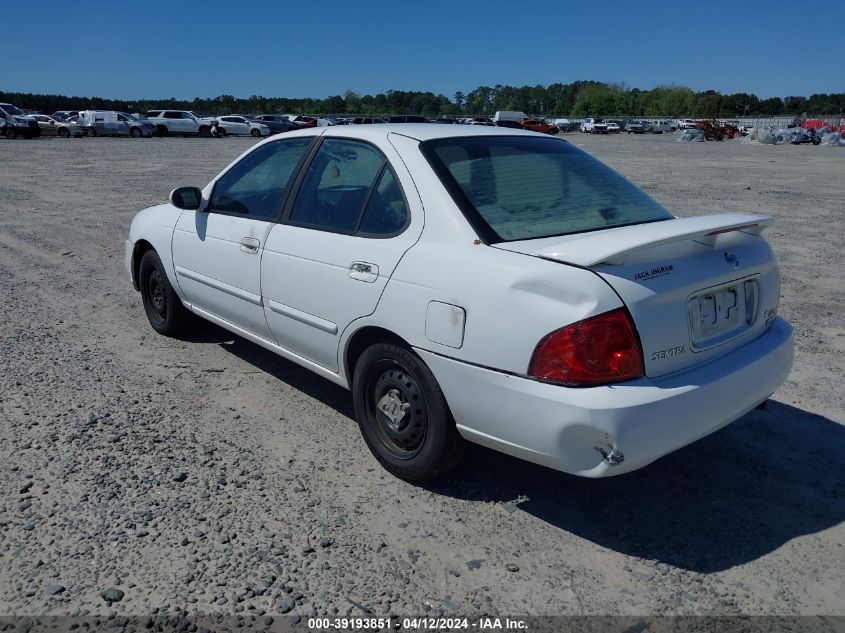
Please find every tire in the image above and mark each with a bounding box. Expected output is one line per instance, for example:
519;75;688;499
352;342;464;482
138;250;192;336
219;127;227;137
58;127;70;138
156;125;168;137
5;127;18;139
198;126;209;138
129;127;142;138
88;127;97;137
250;128;261;137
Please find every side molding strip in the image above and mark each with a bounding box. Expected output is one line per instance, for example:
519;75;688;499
266;298;339;334
175;266;262;306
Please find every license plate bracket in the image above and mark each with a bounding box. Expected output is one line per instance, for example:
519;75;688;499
687;277;758;350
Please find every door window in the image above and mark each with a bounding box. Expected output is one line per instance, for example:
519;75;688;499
209;137;313;220
288;139;407;236
358;168;409;236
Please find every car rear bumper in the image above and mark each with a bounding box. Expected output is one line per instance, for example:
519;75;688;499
417;316;793;477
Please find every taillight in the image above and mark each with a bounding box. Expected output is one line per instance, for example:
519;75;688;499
528;308;644;386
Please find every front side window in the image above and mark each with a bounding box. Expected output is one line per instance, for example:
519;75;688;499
422;136;672;242
209;137;313;220
148;111;162;118
289;139;408;236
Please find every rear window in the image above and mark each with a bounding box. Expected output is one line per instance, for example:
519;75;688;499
421;136;672;242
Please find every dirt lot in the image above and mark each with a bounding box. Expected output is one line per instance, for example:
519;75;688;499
1;132;843;620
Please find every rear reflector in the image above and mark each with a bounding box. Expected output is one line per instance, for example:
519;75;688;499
528;308;644;387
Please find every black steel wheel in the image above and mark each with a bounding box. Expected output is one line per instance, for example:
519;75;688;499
58;127;70;138
4;127;17;139
139;250;192;336
353;342;464;481
130;127;142;138
250;128;261;137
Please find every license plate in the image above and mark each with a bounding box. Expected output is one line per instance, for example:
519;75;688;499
687;278;758;350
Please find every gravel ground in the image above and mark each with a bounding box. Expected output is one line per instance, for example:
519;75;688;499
0;133;843;620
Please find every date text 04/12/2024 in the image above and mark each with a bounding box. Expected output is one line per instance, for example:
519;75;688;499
306;617;528;630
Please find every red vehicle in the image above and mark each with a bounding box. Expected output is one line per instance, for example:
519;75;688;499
292;115;319;128
521;119;559;134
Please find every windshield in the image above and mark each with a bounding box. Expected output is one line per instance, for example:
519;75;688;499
421;136;673;242
2;105;24;116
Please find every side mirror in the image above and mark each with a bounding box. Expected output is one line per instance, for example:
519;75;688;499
170;186;203;210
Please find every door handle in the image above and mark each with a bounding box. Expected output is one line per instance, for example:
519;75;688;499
240;237;260;254
349;261;379;282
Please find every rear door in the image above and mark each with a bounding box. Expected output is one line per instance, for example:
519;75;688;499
172;136;315;339
261;136;422;371
163;111;182;133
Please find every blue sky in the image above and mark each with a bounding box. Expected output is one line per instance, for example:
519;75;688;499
1;0;842;100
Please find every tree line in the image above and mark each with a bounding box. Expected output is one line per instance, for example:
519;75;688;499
2;83;843;118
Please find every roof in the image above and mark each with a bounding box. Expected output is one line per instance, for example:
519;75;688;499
284;122;543;143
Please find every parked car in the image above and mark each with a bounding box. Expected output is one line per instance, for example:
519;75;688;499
388;115;429;123
466;117;495;126
215;115;270;137
126;124;793;482
433;118;456;124
0;103;41;139
606;121;622;133
29;114;83;137
494;120;523;129
521;119;559;134
553;118;571;132
146;110;215;137
351;117;387;124
624;119;647;134
75;111;156;137
646;119;675;134
52;110;79;121
580;118;608;133
292;115;332;128
677;119;697;129
255;115;302;134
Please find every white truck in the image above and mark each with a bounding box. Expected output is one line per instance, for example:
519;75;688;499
76;111;157;137
145;110;215;137
580;118;609;134
493;110;528;123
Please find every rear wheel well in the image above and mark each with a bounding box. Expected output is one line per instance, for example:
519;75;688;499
132;240;155;291
344;326;408;385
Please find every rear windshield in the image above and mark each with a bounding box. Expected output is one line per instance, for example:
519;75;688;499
421;136;672;242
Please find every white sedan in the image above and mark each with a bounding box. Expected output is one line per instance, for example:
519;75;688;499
125;125;793;481
215;115;270;137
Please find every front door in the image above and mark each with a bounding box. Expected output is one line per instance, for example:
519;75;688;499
172;136;315;339
261;137;421;371
36;116;57;136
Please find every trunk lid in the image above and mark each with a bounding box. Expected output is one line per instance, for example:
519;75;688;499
494;214;781;378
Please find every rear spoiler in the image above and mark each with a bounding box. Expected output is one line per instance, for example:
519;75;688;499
526;214;773;266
